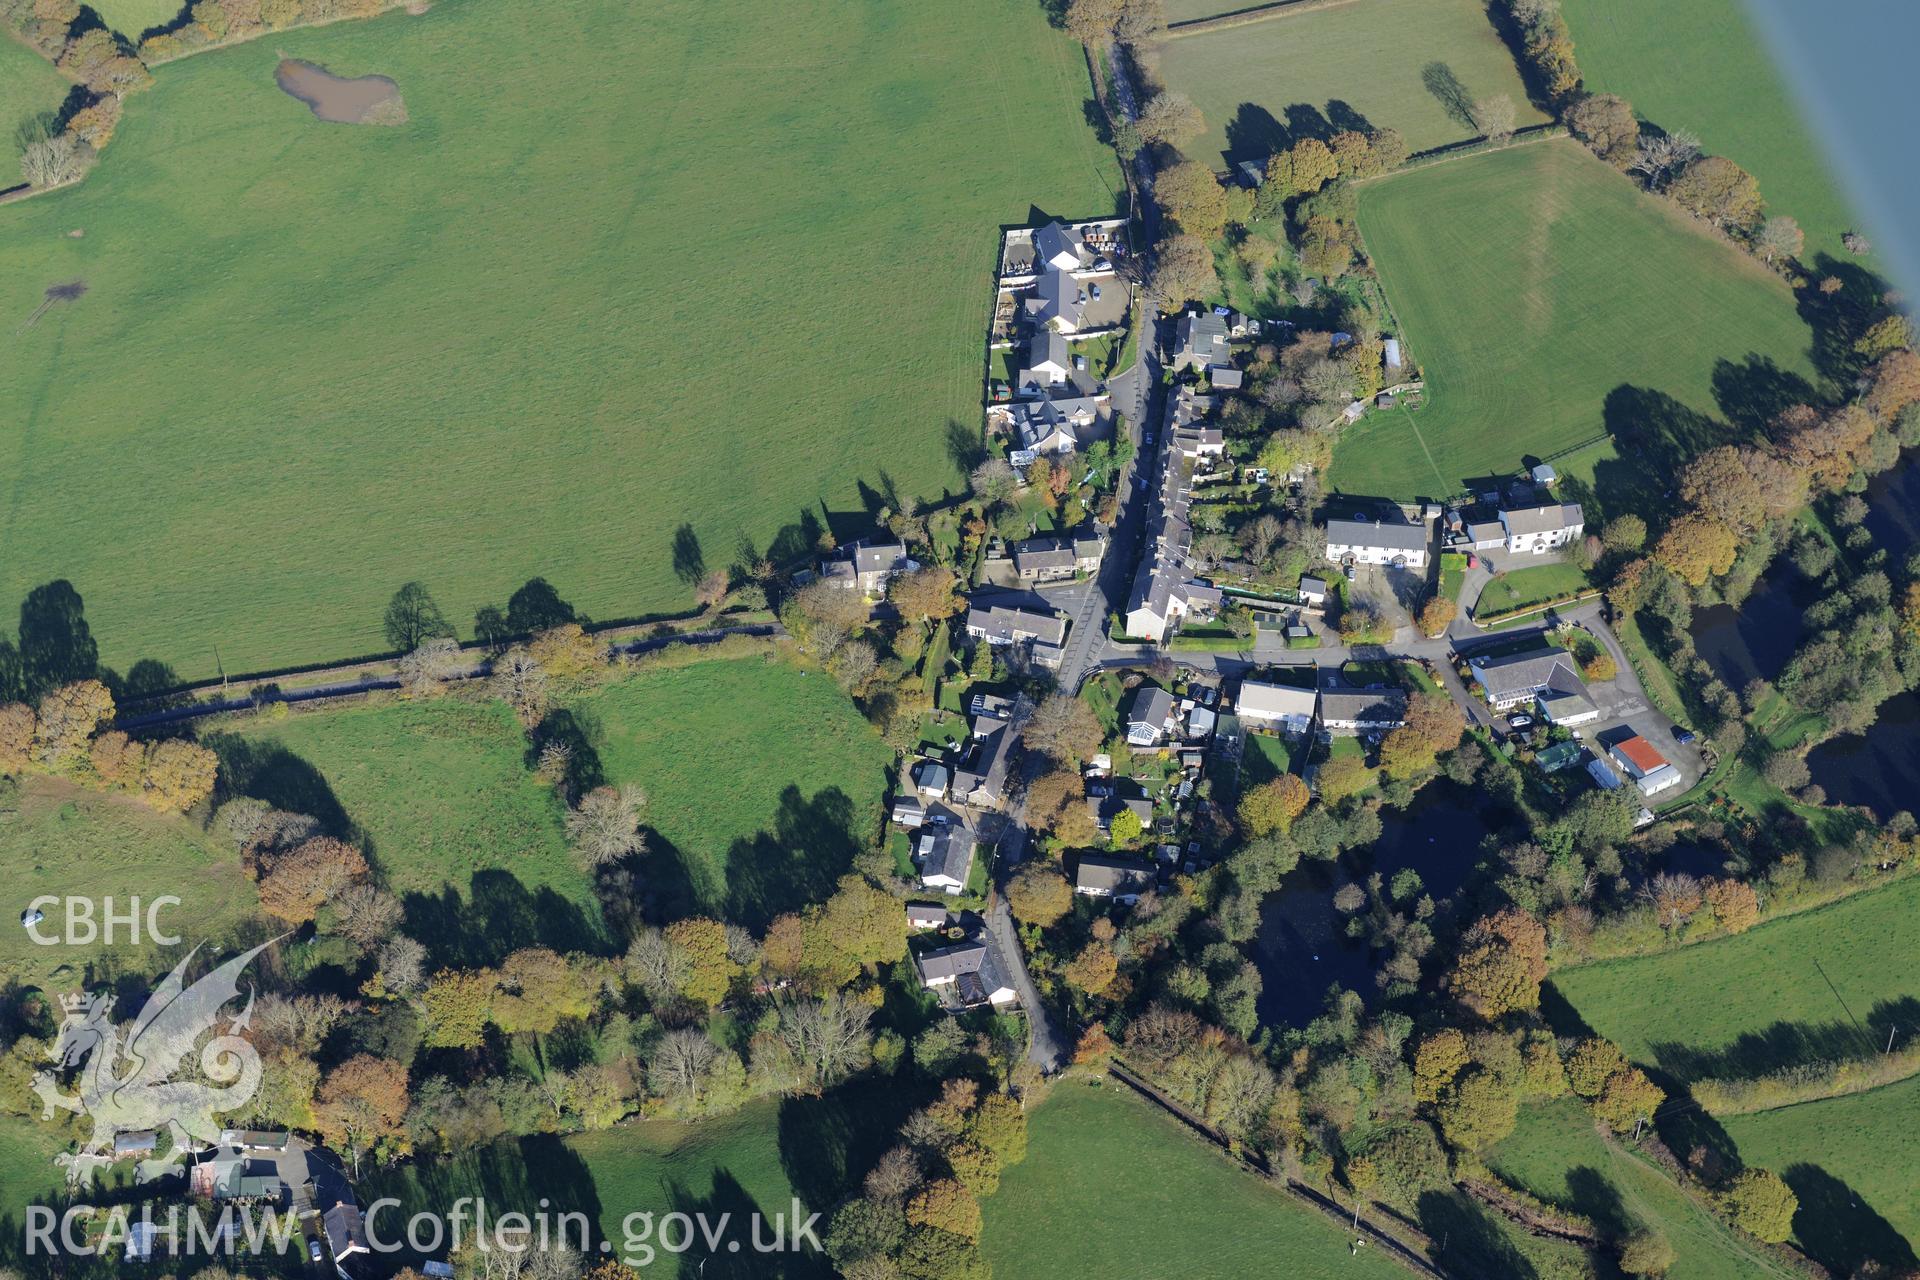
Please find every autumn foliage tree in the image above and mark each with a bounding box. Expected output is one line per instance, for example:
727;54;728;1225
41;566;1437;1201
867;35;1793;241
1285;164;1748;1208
314;1054;410;1172
1447;908;1548;1019
1380;692;1466;776
1006;862;1073;926
256;837;368;923
1237;775;1309;836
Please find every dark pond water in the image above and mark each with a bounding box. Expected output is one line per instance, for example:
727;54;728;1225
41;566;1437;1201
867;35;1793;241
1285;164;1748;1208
1252;782;1498;1026
1807;690;1920;820
1688;561;1814;691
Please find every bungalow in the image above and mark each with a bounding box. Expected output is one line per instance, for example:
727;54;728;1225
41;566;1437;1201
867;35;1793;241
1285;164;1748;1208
915;760;950;799
1499;503;1585;555
1021;327;1073;387
1297;575;1328;606
1169;310;1230;372
1235;680;1318;736
905;902;949;932
1469;646;1586;711
952;723;1015;808
1126;686;1177;747
1033;219;1086;272
915;824;978;894
1086;793;1154;838
191;1155;284;1203
1074;854;1155;904
218;1130;290;1152
1325;517;1429;569
324;1203;370;1260
1011;531;1104;582
970;691;1016;720
1609;735;1681;796
915;934;1018;1009
821;539;915;596
1319;687;1408;735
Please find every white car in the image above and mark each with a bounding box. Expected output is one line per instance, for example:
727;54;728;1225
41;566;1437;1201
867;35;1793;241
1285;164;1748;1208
1090;284;1102;300
21;908;45;928
1507;714;1534;730
309;1240;323;1263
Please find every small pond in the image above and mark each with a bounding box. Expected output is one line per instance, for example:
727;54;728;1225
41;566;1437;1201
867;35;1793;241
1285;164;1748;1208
1252;781;1501;1026
1806;690;1920;820
277;59;407;125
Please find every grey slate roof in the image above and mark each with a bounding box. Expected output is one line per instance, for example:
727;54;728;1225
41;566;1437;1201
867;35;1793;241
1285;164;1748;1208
1501;503;1584;536
916;824;978;886
1470;646;1577;699
1033;220;1085;267
1319;687;1408;725
953;724;1014;804
1075;854;1155;895
1326;517;1428;552
966;600;1068;646
1129;686;1176;732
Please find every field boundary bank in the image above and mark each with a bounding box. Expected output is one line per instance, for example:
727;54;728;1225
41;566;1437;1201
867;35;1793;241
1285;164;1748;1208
1163;0;1359;37
113;623;784;731
1105;1062;1452;1278
1546;865;1920;973
1691;1043;1920;1117
1472;589;1603;626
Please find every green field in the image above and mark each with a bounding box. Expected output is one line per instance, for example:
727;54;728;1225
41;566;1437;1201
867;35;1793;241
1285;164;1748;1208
1560;0;1868;265
567;655;894;926
1549;877;1920;1082
981;1080;1407;1280
1487;1097;1804;1280
1721;1077;1920;1273
0;0;1119;681
1152;0;1547;163
1330;139;1817;505
1;36;72;152
87;0;185;38
1474;561;1591;615
220;695;583;904
0;776;261;987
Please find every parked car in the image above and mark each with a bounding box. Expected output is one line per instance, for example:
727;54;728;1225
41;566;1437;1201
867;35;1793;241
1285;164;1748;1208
1508;714;1534;730
1672;726;1697;745
20;908;45;929
309;1241;323;1263
1466;554;1478;569
1090;283;1102;300
1343;564;1356;581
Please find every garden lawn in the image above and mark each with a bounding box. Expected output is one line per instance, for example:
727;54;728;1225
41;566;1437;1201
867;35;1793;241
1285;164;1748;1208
1;36;71;148
980;1080;1407;1280
219;694;583;905
571;655;894;927
1549;876;1920;1081
1329;139;1816;506
1474;561;1591;615
1560;0;1867;265
0;775;260;987
1152;0;1546;163
1487;1097;1805;1280
1721;1076;1920;1271
0;0;1119;681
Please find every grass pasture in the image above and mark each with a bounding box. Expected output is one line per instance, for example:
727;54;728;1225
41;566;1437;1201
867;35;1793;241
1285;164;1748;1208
1487;1097;1803;1280
1151;0;1547;163
219;694;585;910
1720;1076;1920;1273
569;655;894;927
980;1080;1407;1280
1329;139;1817;506
1;36;72;150
0;0;1119;682
1560;0;1868;265
86;0;185;39
1548;876;1920;1083
0;775;260;987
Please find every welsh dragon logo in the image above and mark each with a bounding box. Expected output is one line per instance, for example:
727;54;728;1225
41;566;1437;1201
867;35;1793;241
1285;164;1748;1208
34;939;277;1186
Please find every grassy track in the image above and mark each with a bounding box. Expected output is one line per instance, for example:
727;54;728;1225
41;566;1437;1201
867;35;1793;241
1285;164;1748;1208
980;1080;1407;1280
1487;1097;1803;1280
0;0;1118;680
220;694;583;904
1;36;71;150
1560;0;1867;265
1153;0;1546;161
0;775;260;987
1330;139;1816;505
1549;876;1920;1080
1721;1076;1920;1270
